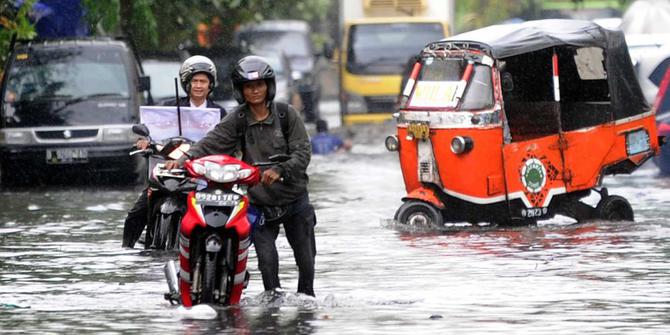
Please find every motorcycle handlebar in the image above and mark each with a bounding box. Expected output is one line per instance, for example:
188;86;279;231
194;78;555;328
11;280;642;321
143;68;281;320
130;148;154;156
253;153;291;167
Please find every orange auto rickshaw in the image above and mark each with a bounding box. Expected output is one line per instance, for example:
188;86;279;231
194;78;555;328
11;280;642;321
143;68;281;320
386;20;661;226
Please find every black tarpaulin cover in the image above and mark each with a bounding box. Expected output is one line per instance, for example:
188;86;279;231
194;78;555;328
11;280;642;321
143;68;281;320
442;19;649;118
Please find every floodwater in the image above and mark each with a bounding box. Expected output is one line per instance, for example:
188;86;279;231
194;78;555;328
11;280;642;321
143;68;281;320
1;122;670;334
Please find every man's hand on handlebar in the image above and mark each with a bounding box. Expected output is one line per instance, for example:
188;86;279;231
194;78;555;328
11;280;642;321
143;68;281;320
164;160;181;170
135;137;150;150
261;168;282;185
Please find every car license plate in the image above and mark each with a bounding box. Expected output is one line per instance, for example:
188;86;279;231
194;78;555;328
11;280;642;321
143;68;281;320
195;191;240;206
45;148;89;164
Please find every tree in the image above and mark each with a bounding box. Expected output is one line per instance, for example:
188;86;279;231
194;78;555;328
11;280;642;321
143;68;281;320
82;0;333;53
0;1;37;71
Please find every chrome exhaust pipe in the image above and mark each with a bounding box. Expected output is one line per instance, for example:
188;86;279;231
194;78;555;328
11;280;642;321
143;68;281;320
164;260;180;294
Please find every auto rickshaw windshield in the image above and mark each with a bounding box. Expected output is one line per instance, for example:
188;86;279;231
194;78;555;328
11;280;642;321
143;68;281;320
407;58;493;111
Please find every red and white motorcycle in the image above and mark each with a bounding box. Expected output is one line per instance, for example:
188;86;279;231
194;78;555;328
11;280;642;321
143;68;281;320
164;153;288;307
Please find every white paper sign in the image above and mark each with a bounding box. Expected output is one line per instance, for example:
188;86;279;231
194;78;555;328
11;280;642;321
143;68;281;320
139;106;220;141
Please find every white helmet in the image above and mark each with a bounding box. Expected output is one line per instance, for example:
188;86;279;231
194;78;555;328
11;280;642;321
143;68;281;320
179;55;217;93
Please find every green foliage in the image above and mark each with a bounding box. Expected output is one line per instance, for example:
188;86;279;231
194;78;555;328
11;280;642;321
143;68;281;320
455;0;633;33
81;0;119;34
0;0;37;71
456;0;526;33
1;0;333;65
78;0;332;53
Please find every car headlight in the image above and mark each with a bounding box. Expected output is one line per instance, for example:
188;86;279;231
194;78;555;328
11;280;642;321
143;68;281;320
193;161;252;183
103;127;134;142
0;129;33;144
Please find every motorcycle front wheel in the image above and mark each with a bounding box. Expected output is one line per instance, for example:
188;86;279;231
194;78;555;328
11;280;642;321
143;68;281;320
201;252;218;304
162;213;181;250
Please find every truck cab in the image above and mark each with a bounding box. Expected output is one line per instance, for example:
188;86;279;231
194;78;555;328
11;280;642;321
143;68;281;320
337;0;452;125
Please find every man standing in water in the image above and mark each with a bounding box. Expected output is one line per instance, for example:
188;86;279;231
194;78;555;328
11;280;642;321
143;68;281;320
165;55;316;297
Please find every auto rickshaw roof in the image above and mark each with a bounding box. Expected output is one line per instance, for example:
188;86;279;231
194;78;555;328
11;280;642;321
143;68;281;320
443;19;623;59
440;19;649;117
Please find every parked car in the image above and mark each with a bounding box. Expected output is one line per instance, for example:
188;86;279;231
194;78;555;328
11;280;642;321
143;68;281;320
0;37;150;185
235;20;321;122
141;52;186;104
626;33;670;67
630;42;670;104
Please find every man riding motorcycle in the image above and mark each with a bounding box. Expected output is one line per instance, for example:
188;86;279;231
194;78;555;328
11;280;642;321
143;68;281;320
122;55;226;248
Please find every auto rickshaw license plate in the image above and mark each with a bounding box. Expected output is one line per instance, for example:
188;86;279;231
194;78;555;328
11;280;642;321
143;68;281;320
521;207;548;218
407;122;430;140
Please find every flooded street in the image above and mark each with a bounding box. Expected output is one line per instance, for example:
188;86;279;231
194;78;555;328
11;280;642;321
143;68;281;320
1;122;670;334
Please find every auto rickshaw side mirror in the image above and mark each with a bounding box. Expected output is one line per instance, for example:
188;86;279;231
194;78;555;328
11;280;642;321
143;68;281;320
498;61;507;72
502;72;514;93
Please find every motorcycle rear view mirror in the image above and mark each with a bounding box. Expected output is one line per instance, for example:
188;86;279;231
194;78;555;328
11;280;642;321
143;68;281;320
132;124;150;137
269;154;291;163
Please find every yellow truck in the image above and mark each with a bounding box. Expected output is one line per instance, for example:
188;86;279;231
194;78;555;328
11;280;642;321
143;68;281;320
336;0;452;125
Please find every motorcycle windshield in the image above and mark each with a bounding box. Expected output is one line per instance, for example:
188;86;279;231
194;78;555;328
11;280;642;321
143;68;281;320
407;58;494;111
2;46;132;127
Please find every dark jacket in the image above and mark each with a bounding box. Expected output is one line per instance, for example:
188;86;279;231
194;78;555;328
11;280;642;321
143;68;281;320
180;102;311;206
161;97;226;119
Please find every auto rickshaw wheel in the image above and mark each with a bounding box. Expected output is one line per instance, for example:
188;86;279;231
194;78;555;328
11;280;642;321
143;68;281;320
395;200;443;227
596;195;634;221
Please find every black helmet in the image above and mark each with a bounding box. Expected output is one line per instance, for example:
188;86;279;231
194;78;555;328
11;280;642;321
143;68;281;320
231;55;276;103
179;55;217;94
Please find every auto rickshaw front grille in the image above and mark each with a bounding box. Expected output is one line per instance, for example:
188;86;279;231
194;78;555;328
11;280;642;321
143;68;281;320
420;162;431;174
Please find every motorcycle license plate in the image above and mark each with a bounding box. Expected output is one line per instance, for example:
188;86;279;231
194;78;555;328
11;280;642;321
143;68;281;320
45;148;89;164
195;191;240;206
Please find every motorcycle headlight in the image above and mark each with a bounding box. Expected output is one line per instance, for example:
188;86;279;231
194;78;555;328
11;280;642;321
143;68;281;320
195;161;252;183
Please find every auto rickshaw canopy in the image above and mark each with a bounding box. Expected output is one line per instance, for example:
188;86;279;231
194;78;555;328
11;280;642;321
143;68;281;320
441;19;649;120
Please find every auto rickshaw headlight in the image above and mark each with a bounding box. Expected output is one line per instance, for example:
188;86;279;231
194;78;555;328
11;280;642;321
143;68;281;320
385;135;399;152
451;136;473;154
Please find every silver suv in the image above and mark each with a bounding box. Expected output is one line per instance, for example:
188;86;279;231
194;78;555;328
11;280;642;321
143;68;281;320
0;38;150;185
